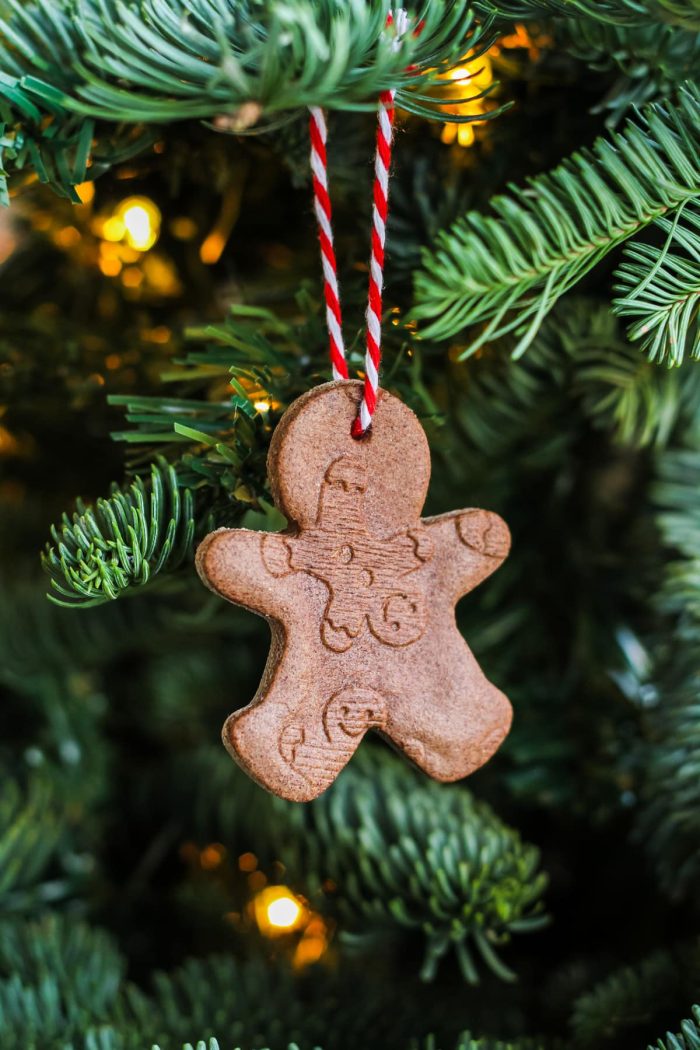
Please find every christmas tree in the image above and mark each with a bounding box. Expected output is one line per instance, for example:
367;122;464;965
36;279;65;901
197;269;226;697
1;0;700;1047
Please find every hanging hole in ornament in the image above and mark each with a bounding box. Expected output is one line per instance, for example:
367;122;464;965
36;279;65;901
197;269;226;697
350;418;372;441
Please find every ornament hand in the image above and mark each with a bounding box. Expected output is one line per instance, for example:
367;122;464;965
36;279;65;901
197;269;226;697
424;510;510;601
196;528;296;619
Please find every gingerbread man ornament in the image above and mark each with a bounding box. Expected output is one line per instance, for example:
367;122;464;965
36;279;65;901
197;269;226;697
196;381;512;801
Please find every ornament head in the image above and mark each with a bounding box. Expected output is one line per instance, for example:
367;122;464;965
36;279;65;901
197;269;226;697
268;380;431;535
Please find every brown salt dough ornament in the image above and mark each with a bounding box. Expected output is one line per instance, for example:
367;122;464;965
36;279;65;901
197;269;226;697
196;381;512;802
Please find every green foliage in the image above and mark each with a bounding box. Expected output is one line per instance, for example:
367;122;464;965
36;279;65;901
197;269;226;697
0;0;490;125
109;302;307;485
42;459;197;607
449;299;700;452
38;302;299;607
121;950;548;1048
570;943;700;1047
0;779;67;913
649;1007;700;1050
273;748;548;984
412;1038;546;1050
0;903;559;1050
556;21;700;126
0;87;156;204
620;446;700;898
412;86;700;358
653;443;700;619
163;1042;222;1050
0;914;125;1049
0;579;201;683
0;0;504;198
0;905;555;1050
635;652;700;898
4;0;700;1046
613;201;700;365
477;0;700;28
153;1044;306;1050
122;955;319;1050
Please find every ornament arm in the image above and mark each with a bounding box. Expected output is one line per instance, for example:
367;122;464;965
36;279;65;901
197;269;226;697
422;509;510;599
195;528;296;618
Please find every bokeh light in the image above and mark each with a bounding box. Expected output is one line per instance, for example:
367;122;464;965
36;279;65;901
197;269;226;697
253;885;306;935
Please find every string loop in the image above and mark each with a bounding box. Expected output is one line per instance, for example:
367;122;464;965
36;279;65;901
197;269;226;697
308;9;408;436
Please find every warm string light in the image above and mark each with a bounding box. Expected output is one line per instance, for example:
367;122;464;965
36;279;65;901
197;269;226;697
491;23;552;62
252;883;332;969
439;53;495;149
179;844;332;970
245;857;332;969
101;197;161;251
253;885;306;934
437;25;552;149
23;183;180;296
91;196;181;295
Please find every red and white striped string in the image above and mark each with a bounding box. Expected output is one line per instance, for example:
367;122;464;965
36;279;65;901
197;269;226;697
308;8;409;437
308;104;347;383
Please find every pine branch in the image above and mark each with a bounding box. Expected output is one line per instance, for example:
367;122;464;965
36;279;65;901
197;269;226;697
0;924;317;1050
476;0;700;29
122;947;548;1049
0;779;71;913
121;955;331;1050
153;1044;306;1050
42;459;197;608
416;1038;547;1049
634;650;700;898
448;299;700;453
0;921;328;1050
0;911;551;1050
0;579;214;683
632;449;700;898
153;1044;310;1050
0;0;506;197
161;1043;222;1050
613;200;700;365
0;0;491;124
570;944;700;1048
653;445;700;619
38;303;301;608
555;21;700;126
0;82;156;203
273;747;548;984
0;914;124;1018
575;330;700;448
649;1007;700;1050
412;86;700;357
0;914;126;1050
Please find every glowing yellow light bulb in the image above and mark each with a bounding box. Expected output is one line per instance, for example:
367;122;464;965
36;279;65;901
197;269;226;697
122;204;156;250
114;197;161;251
102;216;126;242
253;886;306;935
435;51;495;150
267;895;302;928
254;399;271;413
